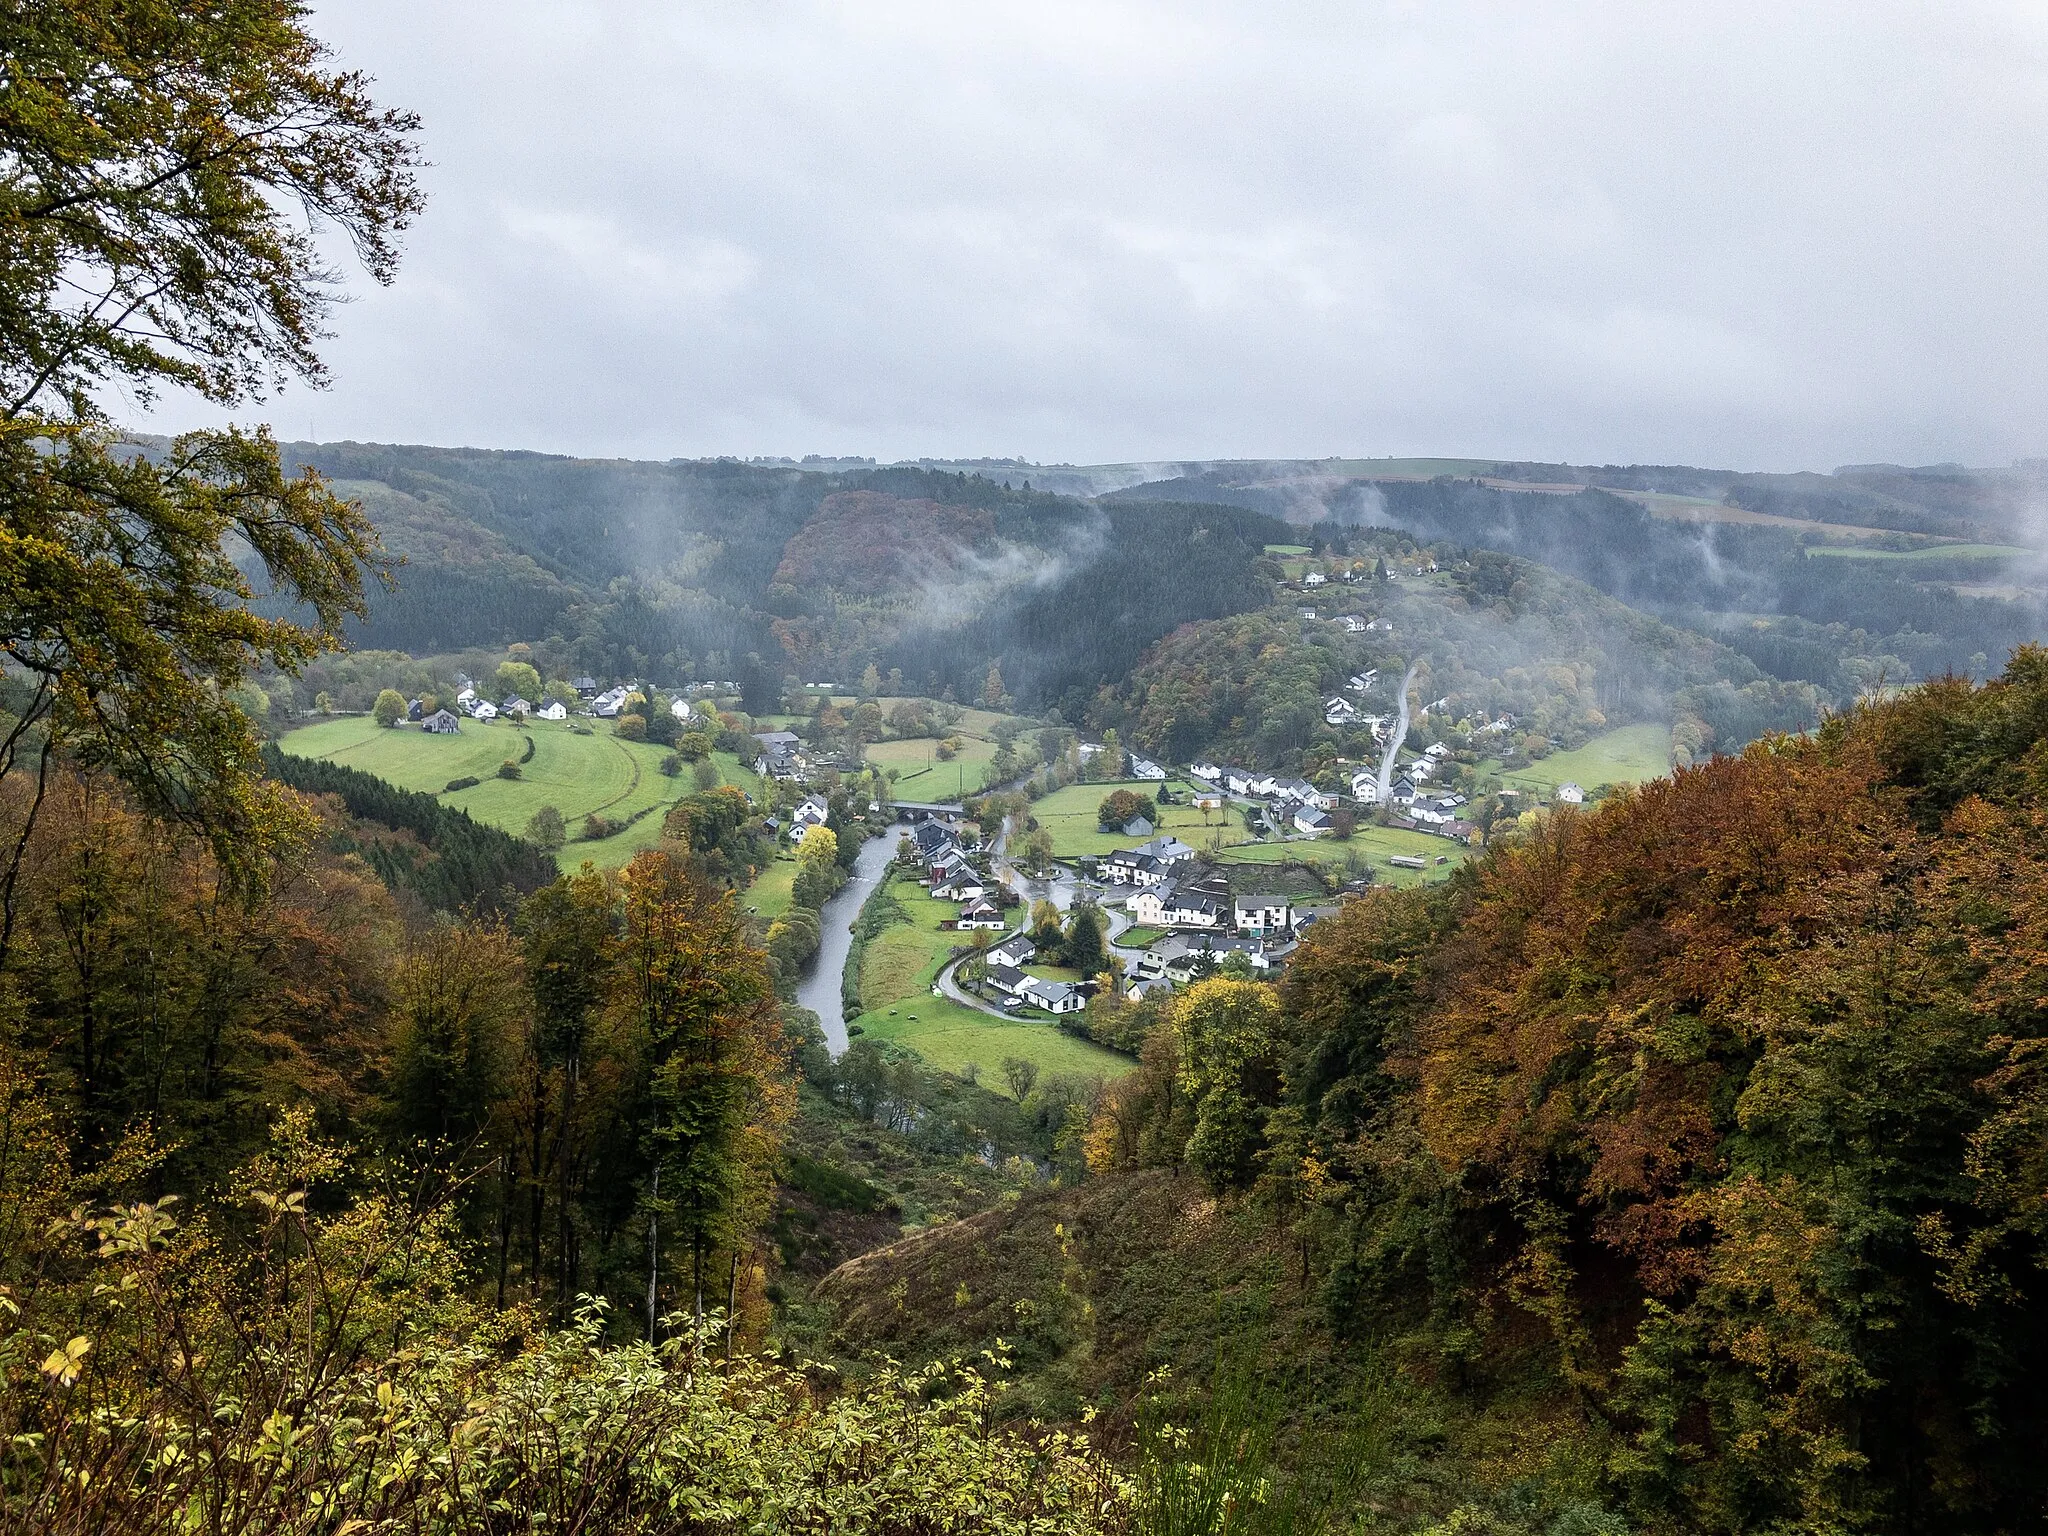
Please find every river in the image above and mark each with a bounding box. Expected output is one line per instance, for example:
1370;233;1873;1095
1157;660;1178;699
796;824;903;1057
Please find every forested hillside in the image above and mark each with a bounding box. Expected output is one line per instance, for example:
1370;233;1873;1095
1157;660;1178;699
263;443;1287;715
1093;531;1819;772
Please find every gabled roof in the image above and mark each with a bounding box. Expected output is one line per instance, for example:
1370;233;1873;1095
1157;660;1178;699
988;933;1036;963
985;963;1029;992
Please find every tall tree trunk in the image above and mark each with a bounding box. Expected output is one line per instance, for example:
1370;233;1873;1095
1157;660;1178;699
557;1054;579;1323
645;1163;660;1344
495;1154;512;1310
726;1249;740;1356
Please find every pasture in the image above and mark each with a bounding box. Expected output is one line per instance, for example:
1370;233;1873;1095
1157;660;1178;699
1028;780;1245;859
855;875;1129;1095
276;715;761;872
1492;723;1672;797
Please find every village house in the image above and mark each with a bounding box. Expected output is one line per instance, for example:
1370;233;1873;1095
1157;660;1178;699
1350;770;1381;804
958;898;1006;930
1121;814;1154;839
1021;978;1086;1015
590;686;632;718
934;871;989;902
1188;760;1222;782
1390;777;1418;806
538;700;568;721
1234;888;1292;934
571;676;599;698
1102;849;1168;887
1223;767;1256;796
1128;756;1167;780
1132;870;1231;930
753;730;804;780
1557;782;1586;805
1348;670;1379;692
1293;805;1333;835
1324;696;1359;725
420;709;462;734
986;932;1036;967
787;794;829;843
984;963;1031;998
471;700;499;721
1193;790;1224;812
1302;570;1327;586
1336;615;1368;633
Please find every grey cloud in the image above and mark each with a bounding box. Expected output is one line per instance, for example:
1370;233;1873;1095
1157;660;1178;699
140;0;2048;470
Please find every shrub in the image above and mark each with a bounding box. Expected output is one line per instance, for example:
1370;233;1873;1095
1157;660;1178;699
614;714;647;742
497;759;521;780
660;752;683;776
445;775;480;791
582;812;620;840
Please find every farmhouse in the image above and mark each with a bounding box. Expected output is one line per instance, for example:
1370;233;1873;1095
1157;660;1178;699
538;701;568;721
1302;570;1327;587
1128;756;1168;780
420;709;462;735
1556;782;1586;805
1293;805;1333;835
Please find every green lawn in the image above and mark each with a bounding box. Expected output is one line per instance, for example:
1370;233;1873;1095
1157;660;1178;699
1492;724;1672;796
275;714;753;873
1029;780;1247;860
855;874;1129;1094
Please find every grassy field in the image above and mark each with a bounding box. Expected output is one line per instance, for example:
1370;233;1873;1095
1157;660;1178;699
1029;780;1247;859
741;857;799;923
276;715;761;873
1215;822;1465;887
865;736;998;798
1490;724;1672;797
855;875;1130;1094
1805;542;2030;561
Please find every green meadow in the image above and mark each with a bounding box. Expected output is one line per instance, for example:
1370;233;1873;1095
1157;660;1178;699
1491;724;1672;797
1028;780;1244;859
854;874;1130;1095
276;714;762;872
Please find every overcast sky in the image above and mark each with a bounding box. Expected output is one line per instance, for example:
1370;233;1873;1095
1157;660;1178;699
138;1;2048;471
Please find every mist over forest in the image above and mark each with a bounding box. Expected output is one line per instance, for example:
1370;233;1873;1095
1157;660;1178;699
258;439;2048;763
